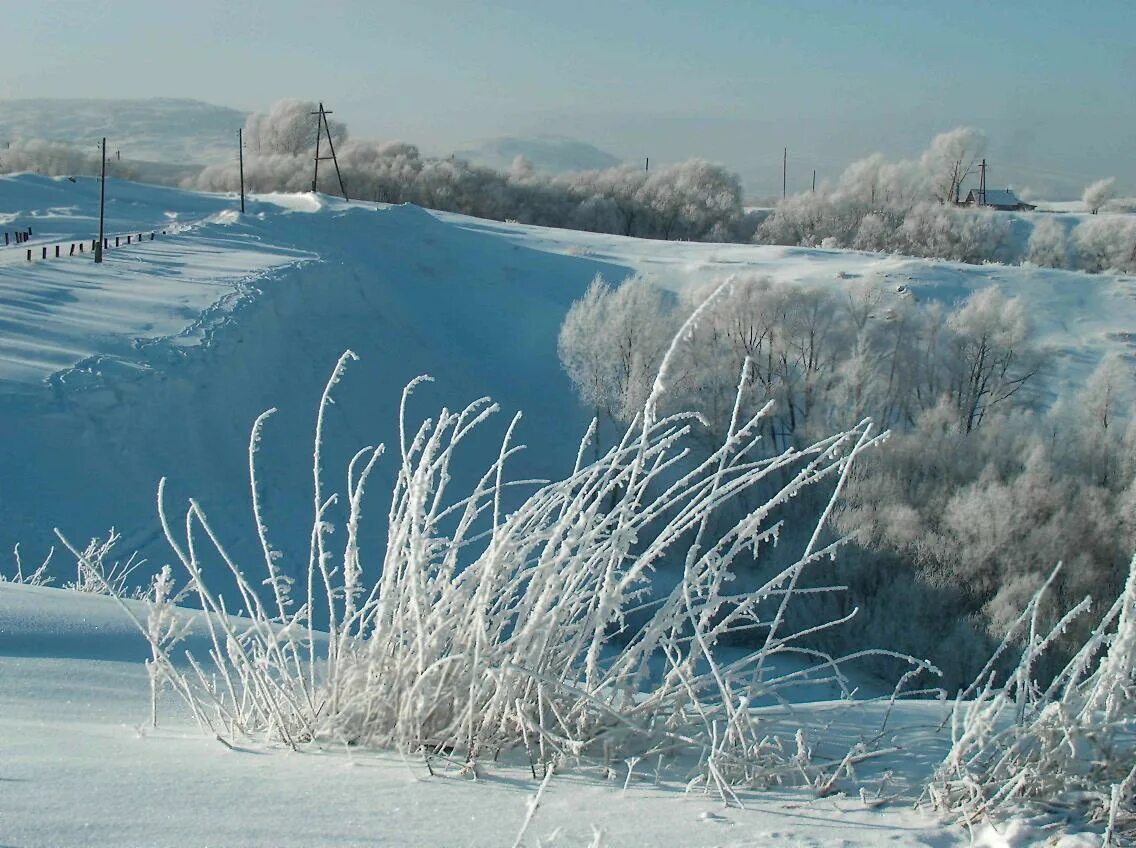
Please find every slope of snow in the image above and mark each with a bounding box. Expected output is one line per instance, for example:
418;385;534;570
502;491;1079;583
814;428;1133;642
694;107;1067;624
1;174;1131;846
0;583;974;848
3;174;1136;588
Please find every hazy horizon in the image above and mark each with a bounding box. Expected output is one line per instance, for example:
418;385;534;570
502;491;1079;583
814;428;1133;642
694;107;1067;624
3;0;1132;199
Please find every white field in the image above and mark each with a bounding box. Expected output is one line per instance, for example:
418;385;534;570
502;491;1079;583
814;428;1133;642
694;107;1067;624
0;174;1131;846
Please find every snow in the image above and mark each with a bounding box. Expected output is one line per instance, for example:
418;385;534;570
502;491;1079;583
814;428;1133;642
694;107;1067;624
1;583;971;847
1;174;1132;845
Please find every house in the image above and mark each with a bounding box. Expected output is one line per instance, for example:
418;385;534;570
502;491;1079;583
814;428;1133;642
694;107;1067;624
962;188;1037;211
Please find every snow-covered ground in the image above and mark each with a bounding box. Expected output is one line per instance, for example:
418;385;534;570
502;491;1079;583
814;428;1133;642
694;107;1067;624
2;174;1133;845
0;582;964;847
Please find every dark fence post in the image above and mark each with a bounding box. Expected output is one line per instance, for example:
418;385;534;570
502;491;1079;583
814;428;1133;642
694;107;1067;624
54;245;59;257
70;244;75;255
26;249;31;261
42;246;47;259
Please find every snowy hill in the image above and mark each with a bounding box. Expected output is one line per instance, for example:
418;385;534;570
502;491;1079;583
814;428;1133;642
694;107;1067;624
1;174;1134;845
2;173;1135;585
0;97;246;164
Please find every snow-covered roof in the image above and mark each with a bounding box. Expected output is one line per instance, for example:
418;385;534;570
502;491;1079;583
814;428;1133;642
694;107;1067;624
965;188;1032;207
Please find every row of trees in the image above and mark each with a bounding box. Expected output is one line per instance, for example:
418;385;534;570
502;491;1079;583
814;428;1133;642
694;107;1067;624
558;274;1136;687
758;128;1135;274
4;104;1130;272
189;99;753;243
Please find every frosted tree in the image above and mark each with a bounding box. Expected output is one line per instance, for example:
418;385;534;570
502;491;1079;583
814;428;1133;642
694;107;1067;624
557;275;678;450
1073;216;1136;273
508;154;534;182
945;288;1034;432
920;127;986;205
1082;176;1116;214
1026;216;1068;267
244;98;347;157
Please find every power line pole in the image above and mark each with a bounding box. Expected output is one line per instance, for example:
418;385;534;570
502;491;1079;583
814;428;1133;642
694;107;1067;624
645;156;649;172
812;169;816;193
782;147;787;199
978;158;987;206
310;102;349;201
238;128;246;214
94;137;106;264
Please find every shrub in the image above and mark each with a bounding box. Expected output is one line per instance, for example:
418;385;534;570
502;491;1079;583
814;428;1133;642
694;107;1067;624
85;337;936;794
928;558;1136;842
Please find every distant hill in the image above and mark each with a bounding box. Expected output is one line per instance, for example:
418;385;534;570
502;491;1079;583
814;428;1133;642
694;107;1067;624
0;98;246;165
455;135;622;174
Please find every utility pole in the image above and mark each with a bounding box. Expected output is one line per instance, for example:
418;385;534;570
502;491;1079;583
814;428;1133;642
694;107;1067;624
812;169;816;193
238;128;246;214
782;147;787;199
94;137;106;264
978;158;987;206
645;156;649;172
310;102;349;201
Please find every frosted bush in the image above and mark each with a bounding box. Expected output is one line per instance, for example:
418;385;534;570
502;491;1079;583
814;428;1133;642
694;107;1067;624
1;543;54;586
103;334;936;792
1026;216;1069;268
1083;177;1116;215
0;138;142;180
928;558;1136;842
1072;216;1136;274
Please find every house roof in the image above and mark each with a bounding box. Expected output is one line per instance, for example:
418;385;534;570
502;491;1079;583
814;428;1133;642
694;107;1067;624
965;188;1030;207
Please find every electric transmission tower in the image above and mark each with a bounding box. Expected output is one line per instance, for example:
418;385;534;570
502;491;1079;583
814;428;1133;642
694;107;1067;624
311;102;349;201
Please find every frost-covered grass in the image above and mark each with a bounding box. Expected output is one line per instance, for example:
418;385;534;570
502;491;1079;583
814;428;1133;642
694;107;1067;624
88;324;944;796
929;559;1136;843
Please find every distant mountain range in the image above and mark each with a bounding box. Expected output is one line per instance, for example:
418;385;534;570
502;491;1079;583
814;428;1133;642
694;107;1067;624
455;135;623;174
0;98;246;165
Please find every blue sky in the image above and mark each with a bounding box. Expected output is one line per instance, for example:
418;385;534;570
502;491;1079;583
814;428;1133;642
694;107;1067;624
3;0;1132;197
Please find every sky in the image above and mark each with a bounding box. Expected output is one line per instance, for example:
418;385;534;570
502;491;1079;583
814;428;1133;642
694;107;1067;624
2;0;1133;198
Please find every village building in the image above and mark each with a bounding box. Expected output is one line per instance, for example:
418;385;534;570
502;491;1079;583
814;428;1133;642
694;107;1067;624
962;187;1037;211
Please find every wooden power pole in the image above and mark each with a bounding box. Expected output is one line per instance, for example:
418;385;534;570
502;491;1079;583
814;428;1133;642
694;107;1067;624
311;102;349;201
782;147;787;199
812;169;816;193
94;137;106;264
238;128;246;214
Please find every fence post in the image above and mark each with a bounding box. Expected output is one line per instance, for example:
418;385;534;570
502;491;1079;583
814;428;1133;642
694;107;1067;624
115;237;119;247
70;244;75;256
79;243;84;253
42;246;47;259
126;235;131;244
4;232;8;245
26;249;31;261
